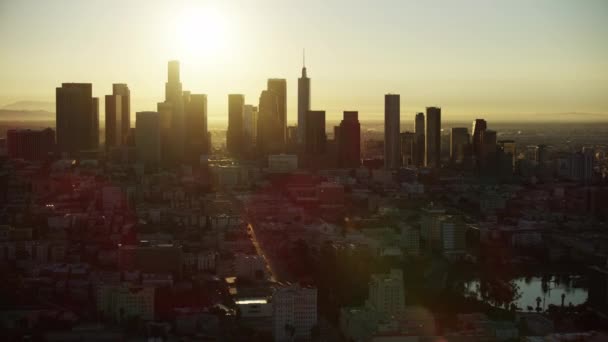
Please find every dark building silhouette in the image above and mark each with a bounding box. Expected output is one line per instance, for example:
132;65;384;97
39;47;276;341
56;83;98;156
267;78;287;147
112;84;130;144
136;111;161;168
105;94;122;151
227;94;245;157
337;111;361;168
450;127;469;163
298;58;311;146
305;110;326;154
471;118;487;163
414;112;425;166
6;128;55;161
384;94;400;169
257;89;282;156
400;131;415;167
185;94;209;162
425;106;441;168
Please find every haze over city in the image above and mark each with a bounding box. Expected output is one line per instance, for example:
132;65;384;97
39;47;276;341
1;1;608;341
1;0;608;123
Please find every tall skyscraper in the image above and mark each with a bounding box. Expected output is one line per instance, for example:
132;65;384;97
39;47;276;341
165;60;184;163
297;54;311;146
384;94;401;169
472;119;487;162
136;111;161;167
450;127;469;163
257;89;282;156
112;84;130;144
227;94;245;157
498;140;516;168
56;83;98;156
185;94;209;162
425;107;441;168
400;132;415;167
267;79;287;147
105;94;122;151
337;111;361;168
305;110;326;154
243;105;258;146
414;112;425;166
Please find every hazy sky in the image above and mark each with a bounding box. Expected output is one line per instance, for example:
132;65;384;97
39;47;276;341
1;0;607;124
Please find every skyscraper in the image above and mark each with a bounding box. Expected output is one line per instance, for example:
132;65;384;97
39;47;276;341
267;79;287;147
400;132;415;167
136;111;161;167
414;112;425;166
105;94;122;151
337;111;361;168
185;94;209;162
425;107;441;168
56;83;98;156
165;60;184;163
450;127;469;163
243;104;258;146
384;94;400;169
471;119;487;162
257;89;282;156
305;110;326;154
112;84;130;144
297;55;311;146
227;94;245;157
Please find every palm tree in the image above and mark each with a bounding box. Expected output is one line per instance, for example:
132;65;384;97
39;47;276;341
535;296;542;311
561;293;566;307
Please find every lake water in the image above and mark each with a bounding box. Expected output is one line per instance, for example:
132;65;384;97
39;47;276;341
464;276;588;310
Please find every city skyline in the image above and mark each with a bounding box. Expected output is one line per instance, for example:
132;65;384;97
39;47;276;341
1;0;607;124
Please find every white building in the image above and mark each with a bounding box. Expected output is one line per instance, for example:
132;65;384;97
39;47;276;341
268;154;298;173
97;284;155;322
420;205;446;243
441;217;467;256
366;269;405;315
273;284;317;341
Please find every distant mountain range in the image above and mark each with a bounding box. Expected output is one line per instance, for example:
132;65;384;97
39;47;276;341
2;100;55;112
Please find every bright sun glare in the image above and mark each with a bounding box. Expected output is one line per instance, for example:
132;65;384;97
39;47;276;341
174;7;229;62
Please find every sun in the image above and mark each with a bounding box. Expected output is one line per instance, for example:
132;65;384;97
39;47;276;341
173;7;229;62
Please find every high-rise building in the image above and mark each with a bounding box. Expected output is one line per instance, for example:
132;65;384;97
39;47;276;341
450;127;469;163
425;107;441;168
243;104;258;146
414;112;425;166
185;94;209;162
367;269;405;315
165;60;184;162
272;284;317;341
56;83;98;156
384;94;400;169
105;94;122;151
267;78;287;147
480;129;497;167
97;284;155;322
298;57;311;146
400;132;415;167
337;111;361;168
6;128;55;161
440;216;467;257
257;89;282;156
136;111;161;167
112;84;130;144
471;119;487;162
305;110;326;154
227;94;245;157
498;140;516;168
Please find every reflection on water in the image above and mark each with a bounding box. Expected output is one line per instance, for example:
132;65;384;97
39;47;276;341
464;275;588;310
